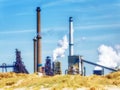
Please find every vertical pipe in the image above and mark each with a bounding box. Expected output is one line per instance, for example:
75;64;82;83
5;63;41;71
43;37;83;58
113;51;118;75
102;68;104;75
79;56;84;76
81;60;84;75
33;37;37;72
84;67;86;76
36;7;42;72
69;17;74;56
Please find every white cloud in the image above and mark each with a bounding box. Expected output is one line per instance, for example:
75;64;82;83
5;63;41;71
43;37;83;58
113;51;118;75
42;1;63;8
79;14;120;21
0;0;7;2
42;39;57;44
63;0;87;3
81;37;86;40
112;3;120;7
65;1;120;14
115;44;120;53
43;27;67;31
15;12;32;16
96;44;120;69
0;29;34;34
42;0;88;8
75;23;120;30
74;36;87;44
87;33;119;41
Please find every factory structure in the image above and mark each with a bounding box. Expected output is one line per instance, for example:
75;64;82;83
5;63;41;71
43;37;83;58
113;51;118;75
33;7;117;76
0;7;117;75
33;7;42;73
0;49;29;73
33;7;61;75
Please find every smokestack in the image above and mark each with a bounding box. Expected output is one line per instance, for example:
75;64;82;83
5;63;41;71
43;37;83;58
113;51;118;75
36;7;42;72
33;37;37;72
69;17;74;56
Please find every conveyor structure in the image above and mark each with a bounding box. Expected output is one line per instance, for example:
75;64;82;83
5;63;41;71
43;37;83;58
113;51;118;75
0;49;29;73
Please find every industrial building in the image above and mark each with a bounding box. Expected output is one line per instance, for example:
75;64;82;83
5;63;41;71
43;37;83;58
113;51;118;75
32;7;117;76
0;7;117;75
0;49;29;73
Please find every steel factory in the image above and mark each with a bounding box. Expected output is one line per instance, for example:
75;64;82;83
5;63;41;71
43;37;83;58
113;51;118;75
0;7;118;76
32;7;117;76
0;49;28;73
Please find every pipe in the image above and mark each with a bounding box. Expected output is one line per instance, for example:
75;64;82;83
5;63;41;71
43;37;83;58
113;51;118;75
82;59;117;71
69;17;74;56
80;58;84;75
83;67;86;76
36;7;42;72
33;37;37;72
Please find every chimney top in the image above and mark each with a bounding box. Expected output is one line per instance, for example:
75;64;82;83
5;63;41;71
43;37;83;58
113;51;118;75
69;17;73;22
33;37;37;41
36;7;41;12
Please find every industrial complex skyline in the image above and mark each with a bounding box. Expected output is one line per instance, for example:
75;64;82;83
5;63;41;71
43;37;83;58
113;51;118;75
0;0;120;74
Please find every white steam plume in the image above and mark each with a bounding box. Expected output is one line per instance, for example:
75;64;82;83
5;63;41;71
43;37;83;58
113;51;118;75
95;44;120;70
53;35;68;61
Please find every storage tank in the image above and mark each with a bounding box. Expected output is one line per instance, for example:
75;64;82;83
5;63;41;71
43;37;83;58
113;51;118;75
93;70;103;75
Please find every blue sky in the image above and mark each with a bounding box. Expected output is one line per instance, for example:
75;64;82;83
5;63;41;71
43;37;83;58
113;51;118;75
0;0;120;75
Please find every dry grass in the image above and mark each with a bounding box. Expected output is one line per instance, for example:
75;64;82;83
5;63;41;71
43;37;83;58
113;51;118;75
0;72;120;90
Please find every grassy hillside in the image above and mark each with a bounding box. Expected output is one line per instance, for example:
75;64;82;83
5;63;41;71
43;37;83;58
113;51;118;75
0;72;120;90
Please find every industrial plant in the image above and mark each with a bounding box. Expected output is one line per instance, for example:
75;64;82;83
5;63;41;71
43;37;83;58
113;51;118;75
0;49;28;73
32;7;117;76
0;7;118;76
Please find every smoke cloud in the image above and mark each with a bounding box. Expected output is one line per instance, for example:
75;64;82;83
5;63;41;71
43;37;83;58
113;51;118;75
95;44;120;70
53;35;68;61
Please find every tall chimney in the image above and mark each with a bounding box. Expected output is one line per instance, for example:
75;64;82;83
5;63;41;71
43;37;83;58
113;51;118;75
36;7;42;72
33;37;37;72
69;17;74;56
